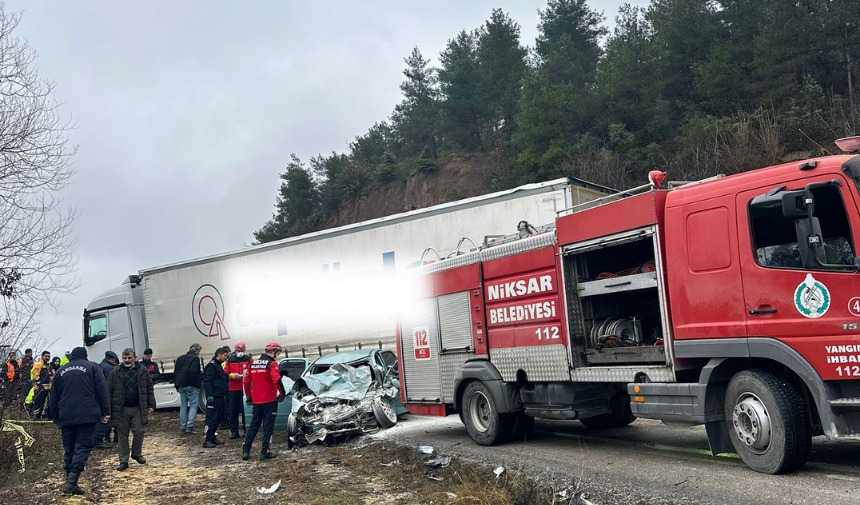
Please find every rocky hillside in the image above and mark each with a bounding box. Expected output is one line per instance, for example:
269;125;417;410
320;152;504;228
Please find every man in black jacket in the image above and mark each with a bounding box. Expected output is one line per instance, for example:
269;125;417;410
95;351;119;449
173;343;202;433
138;348;161;382
51;347;110;496
202;347;229;448
108;348;155;471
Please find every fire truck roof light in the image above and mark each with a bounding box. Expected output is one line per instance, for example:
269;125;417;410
835;136;860;153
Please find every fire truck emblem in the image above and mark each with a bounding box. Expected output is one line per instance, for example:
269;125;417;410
192;284;232;340
794;274;830;319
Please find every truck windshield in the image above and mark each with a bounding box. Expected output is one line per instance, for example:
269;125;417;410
84;314;107;346
750;185;855;269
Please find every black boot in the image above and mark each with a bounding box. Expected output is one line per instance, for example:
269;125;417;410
61;471;85;495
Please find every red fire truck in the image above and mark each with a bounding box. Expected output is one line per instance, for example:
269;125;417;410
397;137;860;474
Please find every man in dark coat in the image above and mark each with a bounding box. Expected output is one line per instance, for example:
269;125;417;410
50;347;110;495
95;350;119;449
173;343;202;433
108;348;155;471
202;347;229;447
138;348;161;382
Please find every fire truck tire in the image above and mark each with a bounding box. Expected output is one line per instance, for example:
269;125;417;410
462;381;513;446
724;369;811;474
372;397;398;429
580;394;635;429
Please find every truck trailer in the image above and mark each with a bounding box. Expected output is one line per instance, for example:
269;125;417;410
83;178;608;409
397;138;860;474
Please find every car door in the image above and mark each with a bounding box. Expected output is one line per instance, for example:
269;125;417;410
375;350;407;414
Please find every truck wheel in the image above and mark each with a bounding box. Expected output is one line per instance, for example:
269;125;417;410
580;394;636;429
462;381;513;446
371;396;398;429
724;369;811;474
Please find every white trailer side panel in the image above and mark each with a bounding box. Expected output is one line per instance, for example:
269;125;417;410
142;179;601;371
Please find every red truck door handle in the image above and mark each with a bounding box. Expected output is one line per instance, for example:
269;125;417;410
748;306;778;315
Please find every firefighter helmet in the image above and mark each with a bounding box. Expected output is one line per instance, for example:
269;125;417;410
264;342;282;353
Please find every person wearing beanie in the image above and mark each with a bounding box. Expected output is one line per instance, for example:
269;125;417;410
50;347;110;495
138;348;161;382
224;342;252;439
95;350;120;449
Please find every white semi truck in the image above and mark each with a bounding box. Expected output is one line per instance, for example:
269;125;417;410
83;178;607;408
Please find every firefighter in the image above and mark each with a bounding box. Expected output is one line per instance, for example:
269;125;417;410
241;341;284;461
138;348;161;382
224;341;252;439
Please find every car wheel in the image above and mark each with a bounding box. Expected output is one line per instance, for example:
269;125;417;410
287;413;300;448
725;369;811;474
461;381;513;446
372;396;398;429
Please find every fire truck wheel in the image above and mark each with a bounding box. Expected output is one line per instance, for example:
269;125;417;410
462;381;513;446
372;397;398;429
580;394;635;429
724;369;811;474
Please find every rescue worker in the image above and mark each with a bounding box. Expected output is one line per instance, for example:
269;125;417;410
96;351;120;448
50;346;110;495
3;351;16;383
107;348;155;471
60;350;71;366
138;348;161;382
30;351;52;419
241;341;284;461
224;341;252;439
174;343;203;433
202;347;229;448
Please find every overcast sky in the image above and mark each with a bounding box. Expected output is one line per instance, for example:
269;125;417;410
4;0;646;355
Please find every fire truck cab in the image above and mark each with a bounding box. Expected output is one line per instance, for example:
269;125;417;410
397;144;860;474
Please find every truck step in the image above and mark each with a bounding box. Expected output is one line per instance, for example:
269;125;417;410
829;398;860;410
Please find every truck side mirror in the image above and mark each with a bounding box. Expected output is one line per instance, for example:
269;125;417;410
781;190;809;219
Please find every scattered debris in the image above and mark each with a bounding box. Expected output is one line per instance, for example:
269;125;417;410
327;458;342;465
255;480;281;494
380;460;400;467
425;455;451;468
556;488;569;499
418;445;435;454
446;492;457;500
494;466;505;479
574;492;596;505
362;487;375;493
425;472;444;481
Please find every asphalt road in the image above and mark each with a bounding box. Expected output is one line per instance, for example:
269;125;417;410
373;414;860;505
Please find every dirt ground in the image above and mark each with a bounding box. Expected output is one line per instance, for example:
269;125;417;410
1;411;553;505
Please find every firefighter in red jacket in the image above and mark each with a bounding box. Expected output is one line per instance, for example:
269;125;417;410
241;342;284;461
224;341;252;439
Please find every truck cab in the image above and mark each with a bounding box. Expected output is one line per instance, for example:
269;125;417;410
83;275;182;408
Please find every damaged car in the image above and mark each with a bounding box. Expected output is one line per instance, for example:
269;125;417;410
287;349;407;446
